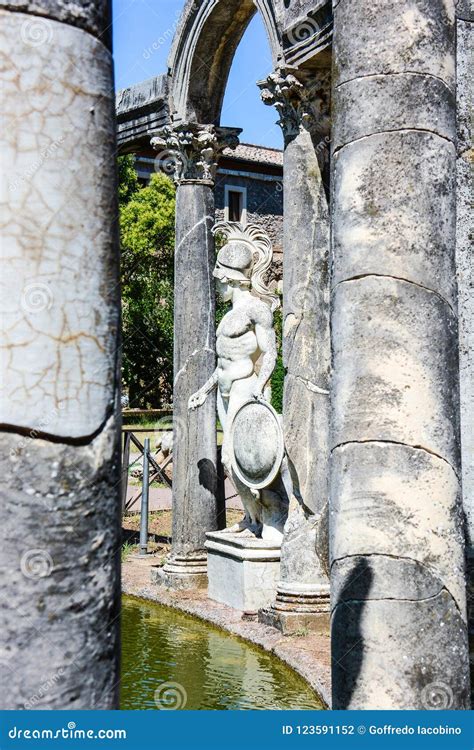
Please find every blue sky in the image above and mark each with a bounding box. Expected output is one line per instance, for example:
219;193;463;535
112;0;283;149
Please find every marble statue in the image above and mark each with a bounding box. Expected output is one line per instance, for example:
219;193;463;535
189;222;289;541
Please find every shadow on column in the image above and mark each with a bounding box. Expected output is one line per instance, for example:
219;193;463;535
331;558;373;709
197;457;226;530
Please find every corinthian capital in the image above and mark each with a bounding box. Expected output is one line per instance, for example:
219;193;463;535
258;68;331;143
151;123;241;184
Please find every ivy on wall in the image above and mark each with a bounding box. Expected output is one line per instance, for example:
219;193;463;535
271;306;284;414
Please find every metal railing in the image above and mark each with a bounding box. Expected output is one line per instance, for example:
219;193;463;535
121;428;172;514
121;422;238;554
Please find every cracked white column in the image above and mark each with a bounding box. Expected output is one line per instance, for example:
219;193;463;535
456;0;474;634
0;1;121;708
259;69;332;631
151;124;240;589
330;0;470;709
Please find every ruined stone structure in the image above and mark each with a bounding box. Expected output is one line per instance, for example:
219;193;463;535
1;0;121;709
115;0;471;710
330;0;470;710
2;0;471;712
214;144;284;266
129;141;284;273
456;0;474;630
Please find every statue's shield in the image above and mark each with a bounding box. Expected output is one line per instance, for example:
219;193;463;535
229;399;284;490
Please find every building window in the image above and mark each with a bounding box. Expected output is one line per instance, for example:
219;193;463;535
224;185;247;224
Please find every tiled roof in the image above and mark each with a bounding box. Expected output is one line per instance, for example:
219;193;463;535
222;142;283;167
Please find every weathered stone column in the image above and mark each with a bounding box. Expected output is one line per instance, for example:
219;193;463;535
259;69;332;632
0;1;121;708
456;0;474;637
330;0;470;709
151;124;240;589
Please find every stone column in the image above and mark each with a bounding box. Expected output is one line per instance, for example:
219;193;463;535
151;124;240;589
330;0;470;709
0;1;121;708
258;69;332;632
456;0;474;636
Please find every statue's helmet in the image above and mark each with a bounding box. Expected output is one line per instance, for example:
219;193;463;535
213;241;254;284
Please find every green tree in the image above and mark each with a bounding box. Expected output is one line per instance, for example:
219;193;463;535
118;162;284;412
118;154;140;206
119;160;176;408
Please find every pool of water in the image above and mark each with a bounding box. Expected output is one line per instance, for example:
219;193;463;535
121;596;324;710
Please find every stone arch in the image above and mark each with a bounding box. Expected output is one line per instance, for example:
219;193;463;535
169;0;282;124
162;0;335;626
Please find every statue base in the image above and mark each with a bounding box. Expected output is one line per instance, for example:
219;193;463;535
259;582;330;635
151;553;208;590
205;531;281;611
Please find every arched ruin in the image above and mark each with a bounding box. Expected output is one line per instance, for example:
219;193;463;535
1;0;472;712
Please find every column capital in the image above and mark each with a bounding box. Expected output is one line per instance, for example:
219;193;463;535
151;123;241;184
258;67;331;142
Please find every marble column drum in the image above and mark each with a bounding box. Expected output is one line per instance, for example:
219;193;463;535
162;181;219;588
455;0;474;638
150;124;240;589
330;0;470;709
0;1;121;709
259;70;332;632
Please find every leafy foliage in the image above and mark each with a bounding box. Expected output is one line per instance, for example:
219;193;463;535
118;159;284;413
118;154;140;206
119;158;176;408
214;231;230;327
270;305;284;414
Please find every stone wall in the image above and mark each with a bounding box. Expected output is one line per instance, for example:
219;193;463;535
214;172;283;282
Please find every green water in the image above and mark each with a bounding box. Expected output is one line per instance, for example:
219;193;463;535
121;596;324;710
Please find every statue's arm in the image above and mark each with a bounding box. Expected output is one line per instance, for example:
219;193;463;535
188;369;218;410
200;369;219;394
254;313;277;398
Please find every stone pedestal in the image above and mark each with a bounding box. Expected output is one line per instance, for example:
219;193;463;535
151;554;208;590
206;532;281;612
259;582;330;635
